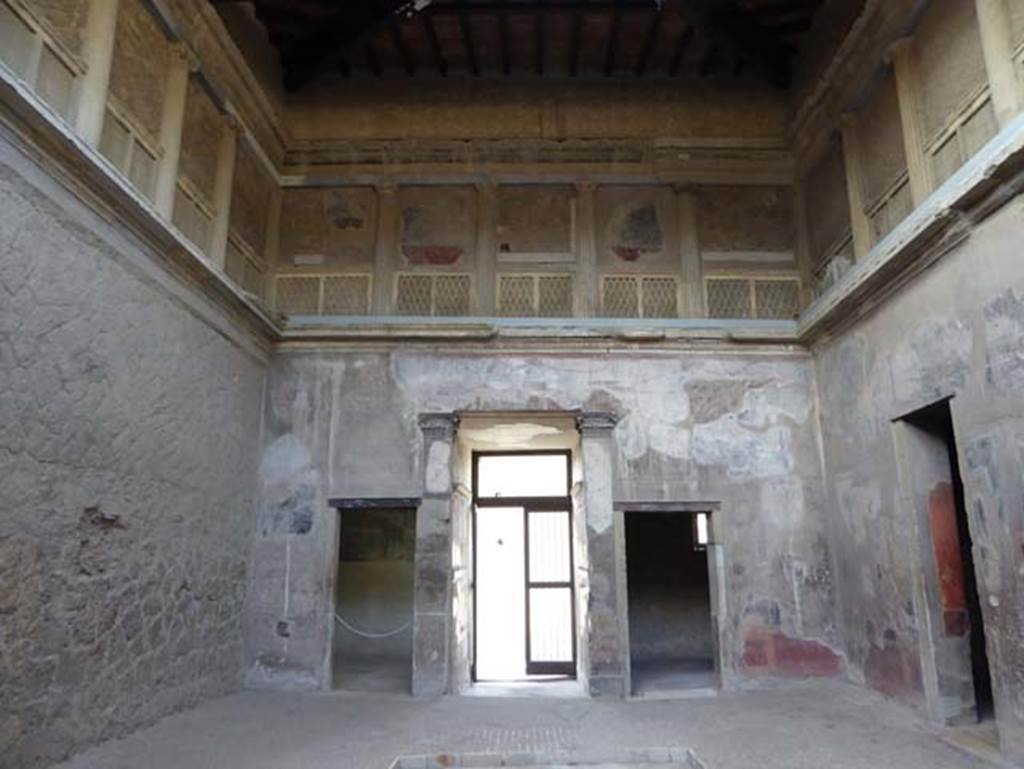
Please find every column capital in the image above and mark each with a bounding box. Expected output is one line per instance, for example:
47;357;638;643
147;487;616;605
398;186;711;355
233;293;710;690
376;182;399;195
576;411;618;435
474;179;499;196
839;111;858;131
672;183;698;196
884;36;915;65
574;180;598;195
418;412;460;440
222;107;246;137
170;42;201;74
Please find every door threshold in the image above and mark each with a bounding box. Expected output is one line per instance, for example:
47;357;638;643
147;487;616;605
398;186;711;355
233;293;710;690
628;687;719;701
465;679;588;698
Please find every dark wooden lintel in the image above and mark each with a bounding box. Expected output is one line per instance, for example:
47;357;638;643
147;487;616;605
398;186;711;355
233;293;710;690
329;497;422;510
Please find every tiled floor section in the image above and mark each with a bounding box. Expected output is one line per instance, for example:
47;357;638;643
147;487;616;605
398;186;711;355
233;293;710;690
55;679;991;769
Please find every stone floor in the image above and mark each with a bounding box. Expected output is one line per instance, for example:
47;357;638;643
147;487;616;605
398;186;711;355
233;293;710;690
55;679;990;769
630;659;718;698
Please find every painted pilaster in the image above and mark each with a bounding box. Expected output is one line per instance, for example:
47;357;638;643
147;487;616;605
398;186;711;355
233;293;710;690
574;182;599;317
264;185;283;307
839;114;873;260
153;44;196;219
475;181;498;315
208;114;239;269
576;412;623;697
372;183;400;314
975;0;1022;128
413;412;459;696
888;40;933;207
674;185;704;317
793;180;814;308
74;0;120;147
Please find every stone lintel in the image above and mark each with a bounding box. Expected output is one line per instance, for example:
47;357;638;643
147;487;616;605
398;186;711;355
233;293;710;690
329;497;421;510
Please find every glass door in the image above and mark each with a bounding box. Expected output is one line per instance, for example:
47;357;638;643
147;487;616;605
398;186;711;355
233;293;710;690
525;507;575;676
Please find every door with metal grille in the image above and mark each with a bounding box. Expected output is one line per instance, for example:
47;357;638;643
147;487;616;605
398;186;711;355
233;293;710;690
472;451;577;680
525;506;575;675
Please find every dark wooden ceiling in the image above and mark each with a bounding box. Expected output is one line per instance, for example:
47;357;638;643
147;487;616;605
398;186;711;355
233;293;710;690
214;0;824;91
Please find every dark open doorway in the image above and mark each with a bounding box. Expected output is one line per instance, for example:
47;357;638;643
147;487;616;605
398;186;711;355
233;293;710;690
472;450;576;682
899;399;994;723
625;510;715;696
332;505;416;693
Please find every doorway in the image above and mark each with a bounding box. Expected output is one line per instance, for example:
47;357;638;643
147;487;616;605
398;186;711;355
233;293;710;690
472;451;576;682
897;399;994;726
332;506;415;693
625;510;715;696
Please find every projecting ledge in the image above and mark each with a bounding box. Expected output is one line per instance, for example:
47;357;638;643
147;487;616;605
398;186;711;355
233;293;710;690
280;316;800;344
799;112;1024;344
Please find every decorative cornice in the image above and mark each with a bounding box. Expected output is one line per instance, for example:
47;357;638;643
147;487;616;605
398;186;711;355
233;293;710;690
279;138;793;186
576;412;619;435
418;412;460;439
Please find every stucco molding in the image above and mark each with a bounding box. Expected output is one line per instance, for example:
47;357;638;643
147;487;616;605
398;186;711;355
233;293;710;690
575;412;619;436
418;412;461;441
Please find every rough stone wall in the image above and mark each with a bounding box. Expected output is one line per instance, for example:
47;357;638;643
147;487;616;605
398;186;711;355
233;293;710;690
814;196;1024;759
247;345;841;690
0;139;266;767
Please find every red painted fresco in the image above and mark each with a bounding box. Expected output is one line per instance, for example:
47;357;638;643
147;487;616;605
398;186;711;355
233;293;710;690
402;245;463;265
865;643;923;703
943;609;969;638
612;246;658;262
741;629;844;677
928;481;967;623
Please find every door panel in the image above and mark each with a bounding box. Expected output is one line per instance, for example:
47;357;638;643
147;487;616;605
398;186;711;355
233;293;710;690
526;508;575;675
474;506;526;680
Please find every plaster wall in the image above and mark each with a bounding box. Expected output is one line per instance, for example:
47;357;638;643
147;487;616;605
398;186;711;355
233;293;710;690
0;136;267;767
247;344;842;693
814;195;1024;759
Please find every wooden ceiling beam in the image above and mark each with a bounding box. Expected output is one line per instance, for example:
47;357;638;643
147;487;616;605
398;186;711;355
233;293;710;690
423;14;448;76
498;0;511;75
535;0;545;75
604;0;622;76
634;7;662;76
457;0;480;76
675;0;792;86
366;40;383;77
389;20;416;75
278;0;410;90
569;9;582;76
668;24;692;76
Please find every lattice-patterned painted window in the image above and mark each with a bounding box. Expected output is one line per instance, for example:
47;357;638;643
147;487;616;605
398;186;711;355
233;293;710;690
322;275;371;315
811;235;854;299
601;275;679;319
705;278;752;319
173;182;214;253
273;273;373;316
754;279;802;319
275;275;320;316
926;89;998;188
98;100;161;200
395;273;471;316
226;237;268;302
706;277;802;320
866;176;913;244
497;274;574;317
0;0;86;121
